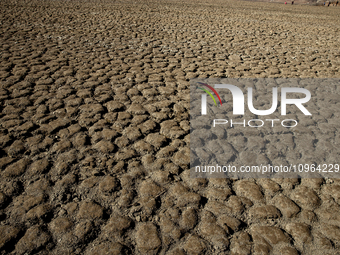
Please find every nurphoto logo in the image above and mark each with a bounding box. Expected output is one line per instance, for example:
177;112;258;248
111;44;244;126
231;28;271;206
198;82;311;128
190;78;340;179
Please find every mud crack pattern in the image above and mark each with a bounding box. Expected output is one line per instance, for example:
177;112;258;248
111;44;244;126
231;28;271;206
0;0;340;254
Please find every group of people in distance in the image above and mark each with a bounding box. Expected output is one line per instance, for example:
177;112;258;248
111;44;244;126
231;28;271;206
283;0;339;5
323;1;339;5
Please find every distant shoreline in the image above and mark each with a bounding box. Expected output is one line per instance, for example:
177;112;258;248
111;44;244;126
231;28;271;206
239;0;328;5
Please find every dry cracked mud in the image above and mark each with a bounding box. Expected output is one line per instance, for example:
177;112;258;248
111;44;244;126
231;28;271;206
0;0;340;254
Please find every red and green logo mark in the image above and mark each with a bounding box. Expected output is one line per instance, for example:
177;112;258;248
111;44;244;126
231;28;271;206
197;82;223;107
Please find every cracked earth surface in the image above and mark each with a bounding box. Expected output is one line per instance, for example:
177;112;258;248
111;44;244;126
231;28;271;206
0;0;340;254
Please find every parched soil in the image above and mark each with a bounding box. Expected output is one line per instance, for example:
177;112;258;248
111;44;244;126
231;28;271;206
0;0;340;254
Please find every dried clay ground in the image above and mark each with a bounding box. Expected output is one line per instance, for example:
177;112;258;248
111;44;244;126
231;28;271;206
1;0;340;254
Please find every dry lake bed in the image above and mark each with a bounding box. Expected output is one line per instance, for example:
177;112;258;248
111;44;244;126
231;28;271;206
0;0;340;254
